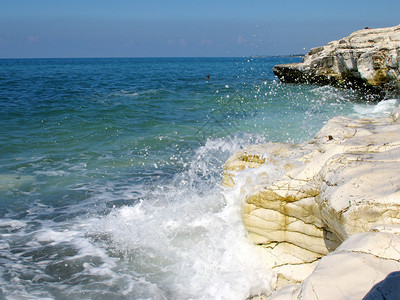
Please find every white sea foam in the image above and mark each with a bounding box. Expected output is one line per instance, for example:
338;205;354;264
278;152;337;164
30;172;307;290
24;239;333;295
82;133;274;299
311;85;353;103
0;132;272;299
3;96;396;299
352;98;399;118
0;219;27;230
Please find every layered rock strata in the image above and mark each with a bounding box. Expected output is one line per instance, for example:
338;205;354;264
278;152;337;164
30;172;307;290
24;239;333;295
223;106;400;297
273;25;400;97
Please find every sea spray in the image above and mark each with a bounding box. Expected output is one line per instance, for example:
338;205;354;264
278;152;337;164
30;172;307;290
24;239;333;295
84;133;274;299
352;98;400;118
1;57;398;299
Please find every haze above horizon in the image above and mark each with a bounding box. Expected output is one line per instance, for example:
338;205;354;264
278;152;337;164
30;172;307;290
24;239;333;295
1;0;399;58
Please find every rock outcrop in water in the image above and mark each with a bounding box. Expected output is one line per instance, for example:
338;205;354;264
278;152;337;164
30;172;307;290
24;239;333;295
223;105;400;298
273;24;400;98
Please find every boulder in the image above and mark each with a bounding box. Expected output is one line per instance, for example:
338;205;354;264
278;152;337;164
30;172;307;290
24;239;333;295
223;105;400;296
273;25;400;98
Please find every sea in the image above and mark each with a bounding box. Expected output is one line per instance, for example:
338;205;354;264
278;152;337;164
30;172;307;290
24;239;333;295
0;57;398;300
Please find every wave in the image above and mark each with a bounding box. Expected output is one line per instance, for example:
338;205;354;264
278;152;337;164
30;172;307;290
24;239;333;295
83;132;274;299
0;132;274;299
352;98;399;118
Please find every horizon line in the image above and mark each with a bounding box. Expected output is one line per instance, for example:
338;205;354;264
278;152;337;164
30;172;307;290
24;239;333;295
0;54;306;60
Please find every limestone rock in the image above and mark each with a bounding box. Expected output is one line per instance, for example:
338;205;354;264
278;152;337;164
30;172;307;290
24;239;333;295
273;25;400;98
269;229;400;300
223;105;400;296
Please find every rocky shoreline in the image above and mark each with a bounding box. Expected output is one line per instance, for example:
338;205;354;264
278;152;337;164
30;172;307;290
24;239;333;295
273;24;400;99
224;104;400;299
223;25;400;299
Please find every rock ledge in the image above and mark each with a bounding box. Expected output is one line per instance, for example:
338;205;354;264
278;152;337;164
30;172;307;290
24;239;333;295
273;25;400;98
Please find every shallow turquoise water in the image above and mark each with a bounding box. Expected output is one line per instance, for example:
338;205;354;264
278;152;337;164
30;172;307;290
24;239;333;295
0;57;397;299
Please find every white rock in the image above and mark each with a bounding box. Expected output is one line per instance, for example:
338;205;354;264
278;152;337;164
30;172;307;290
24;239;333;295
268;231;400;300
223;105;400;296
273;24;400;98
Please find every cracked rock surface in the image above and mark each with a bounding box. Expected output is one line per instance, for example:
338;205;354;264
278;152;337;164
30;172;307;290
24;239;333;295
223;106;400;298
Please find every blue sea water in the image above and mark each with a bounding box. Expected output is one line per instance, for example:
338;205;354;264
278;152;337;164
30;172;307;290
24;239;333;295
0;57;398;299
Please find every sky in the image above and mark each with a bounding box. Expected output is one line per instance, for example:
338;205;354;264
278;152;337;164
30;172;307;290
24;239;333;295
0;0;399;58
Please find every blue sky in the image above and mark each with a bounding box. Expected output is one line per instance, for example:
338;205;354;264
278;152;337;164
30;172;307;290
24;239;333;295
1;0;399;58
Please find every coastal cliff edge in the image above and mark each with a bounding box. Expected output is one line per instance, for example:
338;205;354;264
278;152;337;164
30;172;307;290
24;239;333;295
273;24;400;99
225;24;400;299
